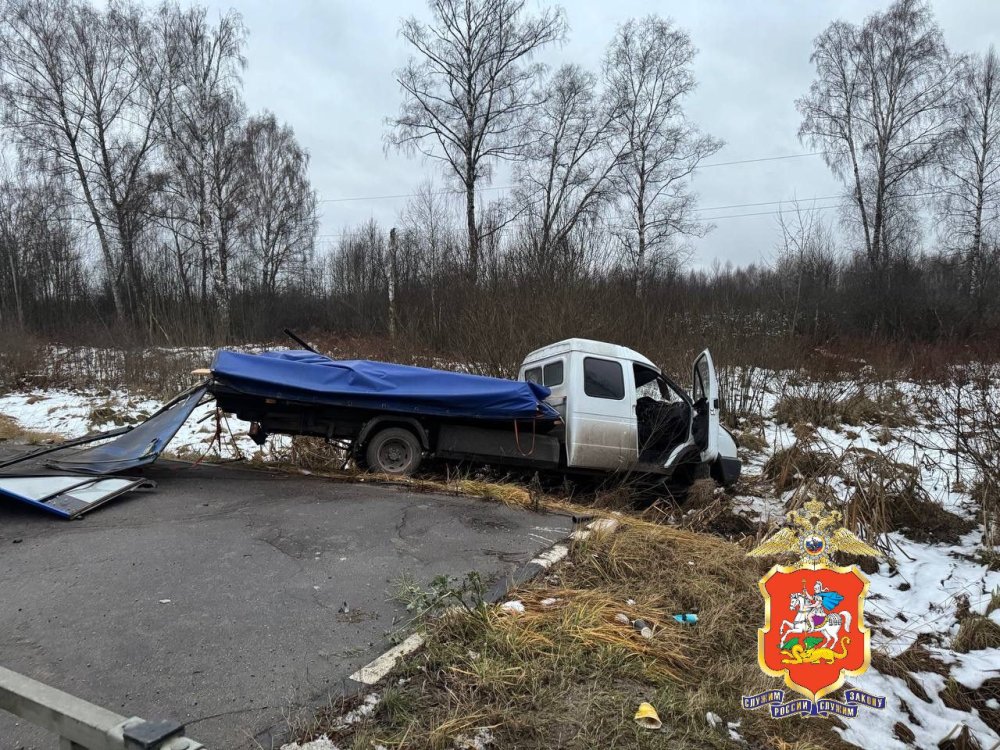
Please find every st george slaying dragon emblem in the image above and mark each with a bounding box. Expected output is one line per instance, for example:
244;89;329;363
742;499;887;718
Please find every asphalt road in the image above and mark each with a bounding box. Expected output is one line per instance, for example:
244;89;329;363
0;454;573;749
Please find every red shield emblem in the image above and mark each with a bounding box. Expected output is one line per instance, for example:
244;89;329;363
758;564;871;701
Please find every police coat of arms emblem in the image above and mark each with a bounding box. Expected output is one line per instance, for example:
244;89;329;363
742;499;887;718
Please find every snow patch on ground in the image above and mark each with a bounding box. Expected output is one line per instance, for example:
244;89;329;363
453;727;494;749
731;493;785;524
280;736;341;750
868;530;1000;654
741;376;1000;748
0;387;277;460
277;694;383;750
839;668;997;750
336;693;380;728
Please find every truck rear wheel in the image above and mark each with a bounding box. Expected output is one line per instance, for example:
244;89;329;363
365;427;422;476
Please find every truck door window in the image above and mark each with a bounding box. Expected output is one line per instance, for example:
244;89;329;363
543;360;564;387
694;360;709;402
634;366;673;403
524;367;542;384
584;357;624;400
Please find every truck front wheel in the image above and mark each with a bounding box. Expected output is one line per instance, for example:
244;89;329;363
365;427;423;476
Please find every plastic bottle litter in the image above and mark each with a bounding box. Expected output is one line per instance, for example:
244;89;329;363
673;613;699;624
614;612;631;625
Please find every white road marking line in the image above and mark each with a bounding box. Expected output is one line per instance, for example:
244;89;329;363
349;633;425;685
528;532;556;544
529;544;569;569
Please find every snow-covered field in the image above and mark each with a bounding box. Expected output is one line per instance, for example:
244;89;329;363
2;363;999;749
732;375;1000;748
0;386;265;459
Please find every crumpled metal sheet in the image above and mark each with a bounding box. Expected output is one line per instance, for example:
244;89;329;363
47;385;208;475
0;475;153;519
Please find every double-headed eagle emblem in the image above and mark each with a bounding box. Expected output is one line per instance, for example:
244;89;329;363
749;499;881;567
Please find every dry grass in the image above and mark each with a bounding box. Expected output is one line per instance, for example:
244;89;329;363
773;382;915;431
773;395;844;431
652;478;759;540
86;403;130;429
763;440;974;549
684;477;718;508
303;517;852;750
0;413;60;444
0;340;219;398
953;615;1000;654
840;448;975;547
973;478;1000;519
251;447;580;518
932;370;1000;555
871;638;949;702
941;676;1000;736
718;364;771;431
762;443;840;493
0;414;23;440
263;436;351;472
0;330;46;391
734;429;769;454
972;477;1000;557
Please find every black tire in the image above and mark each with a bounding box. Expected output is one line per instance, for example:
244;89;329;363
365;427;423;476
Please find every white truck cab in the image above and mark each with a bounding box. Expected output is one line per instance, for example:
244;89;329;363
519;338;740;485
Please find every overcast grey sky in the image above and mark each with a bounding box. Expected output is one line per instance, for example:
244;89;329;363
197;0;1000;270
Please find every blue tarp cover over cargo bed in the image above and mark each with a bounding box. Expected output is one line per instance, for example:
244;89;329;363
211;350;560;421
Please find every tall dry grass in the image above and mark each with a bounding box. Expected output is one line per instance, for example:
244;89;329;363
300;516;853;750
934;366;1000;556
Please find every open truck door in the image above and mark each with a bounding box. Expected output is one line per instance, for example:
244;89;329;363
692;349;720;463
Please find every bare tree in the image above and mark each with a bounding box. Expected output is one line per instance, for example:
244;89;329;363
400;180;459;338
604;15;722;294
797;0;958;274
0;0;170;318
513;64;618;279
238;112;318;297
158;4;246;334
774;202;838;338
0;165;81;328
387;0;566;279
328;219;387;332
937;47;1000;301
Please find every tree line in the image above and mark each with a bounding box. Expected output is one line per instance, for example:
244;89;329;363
1;0;998;357
0;0;317;340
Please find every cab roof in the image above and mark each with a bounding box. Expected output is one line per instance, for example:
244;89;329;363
521;338;659;372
